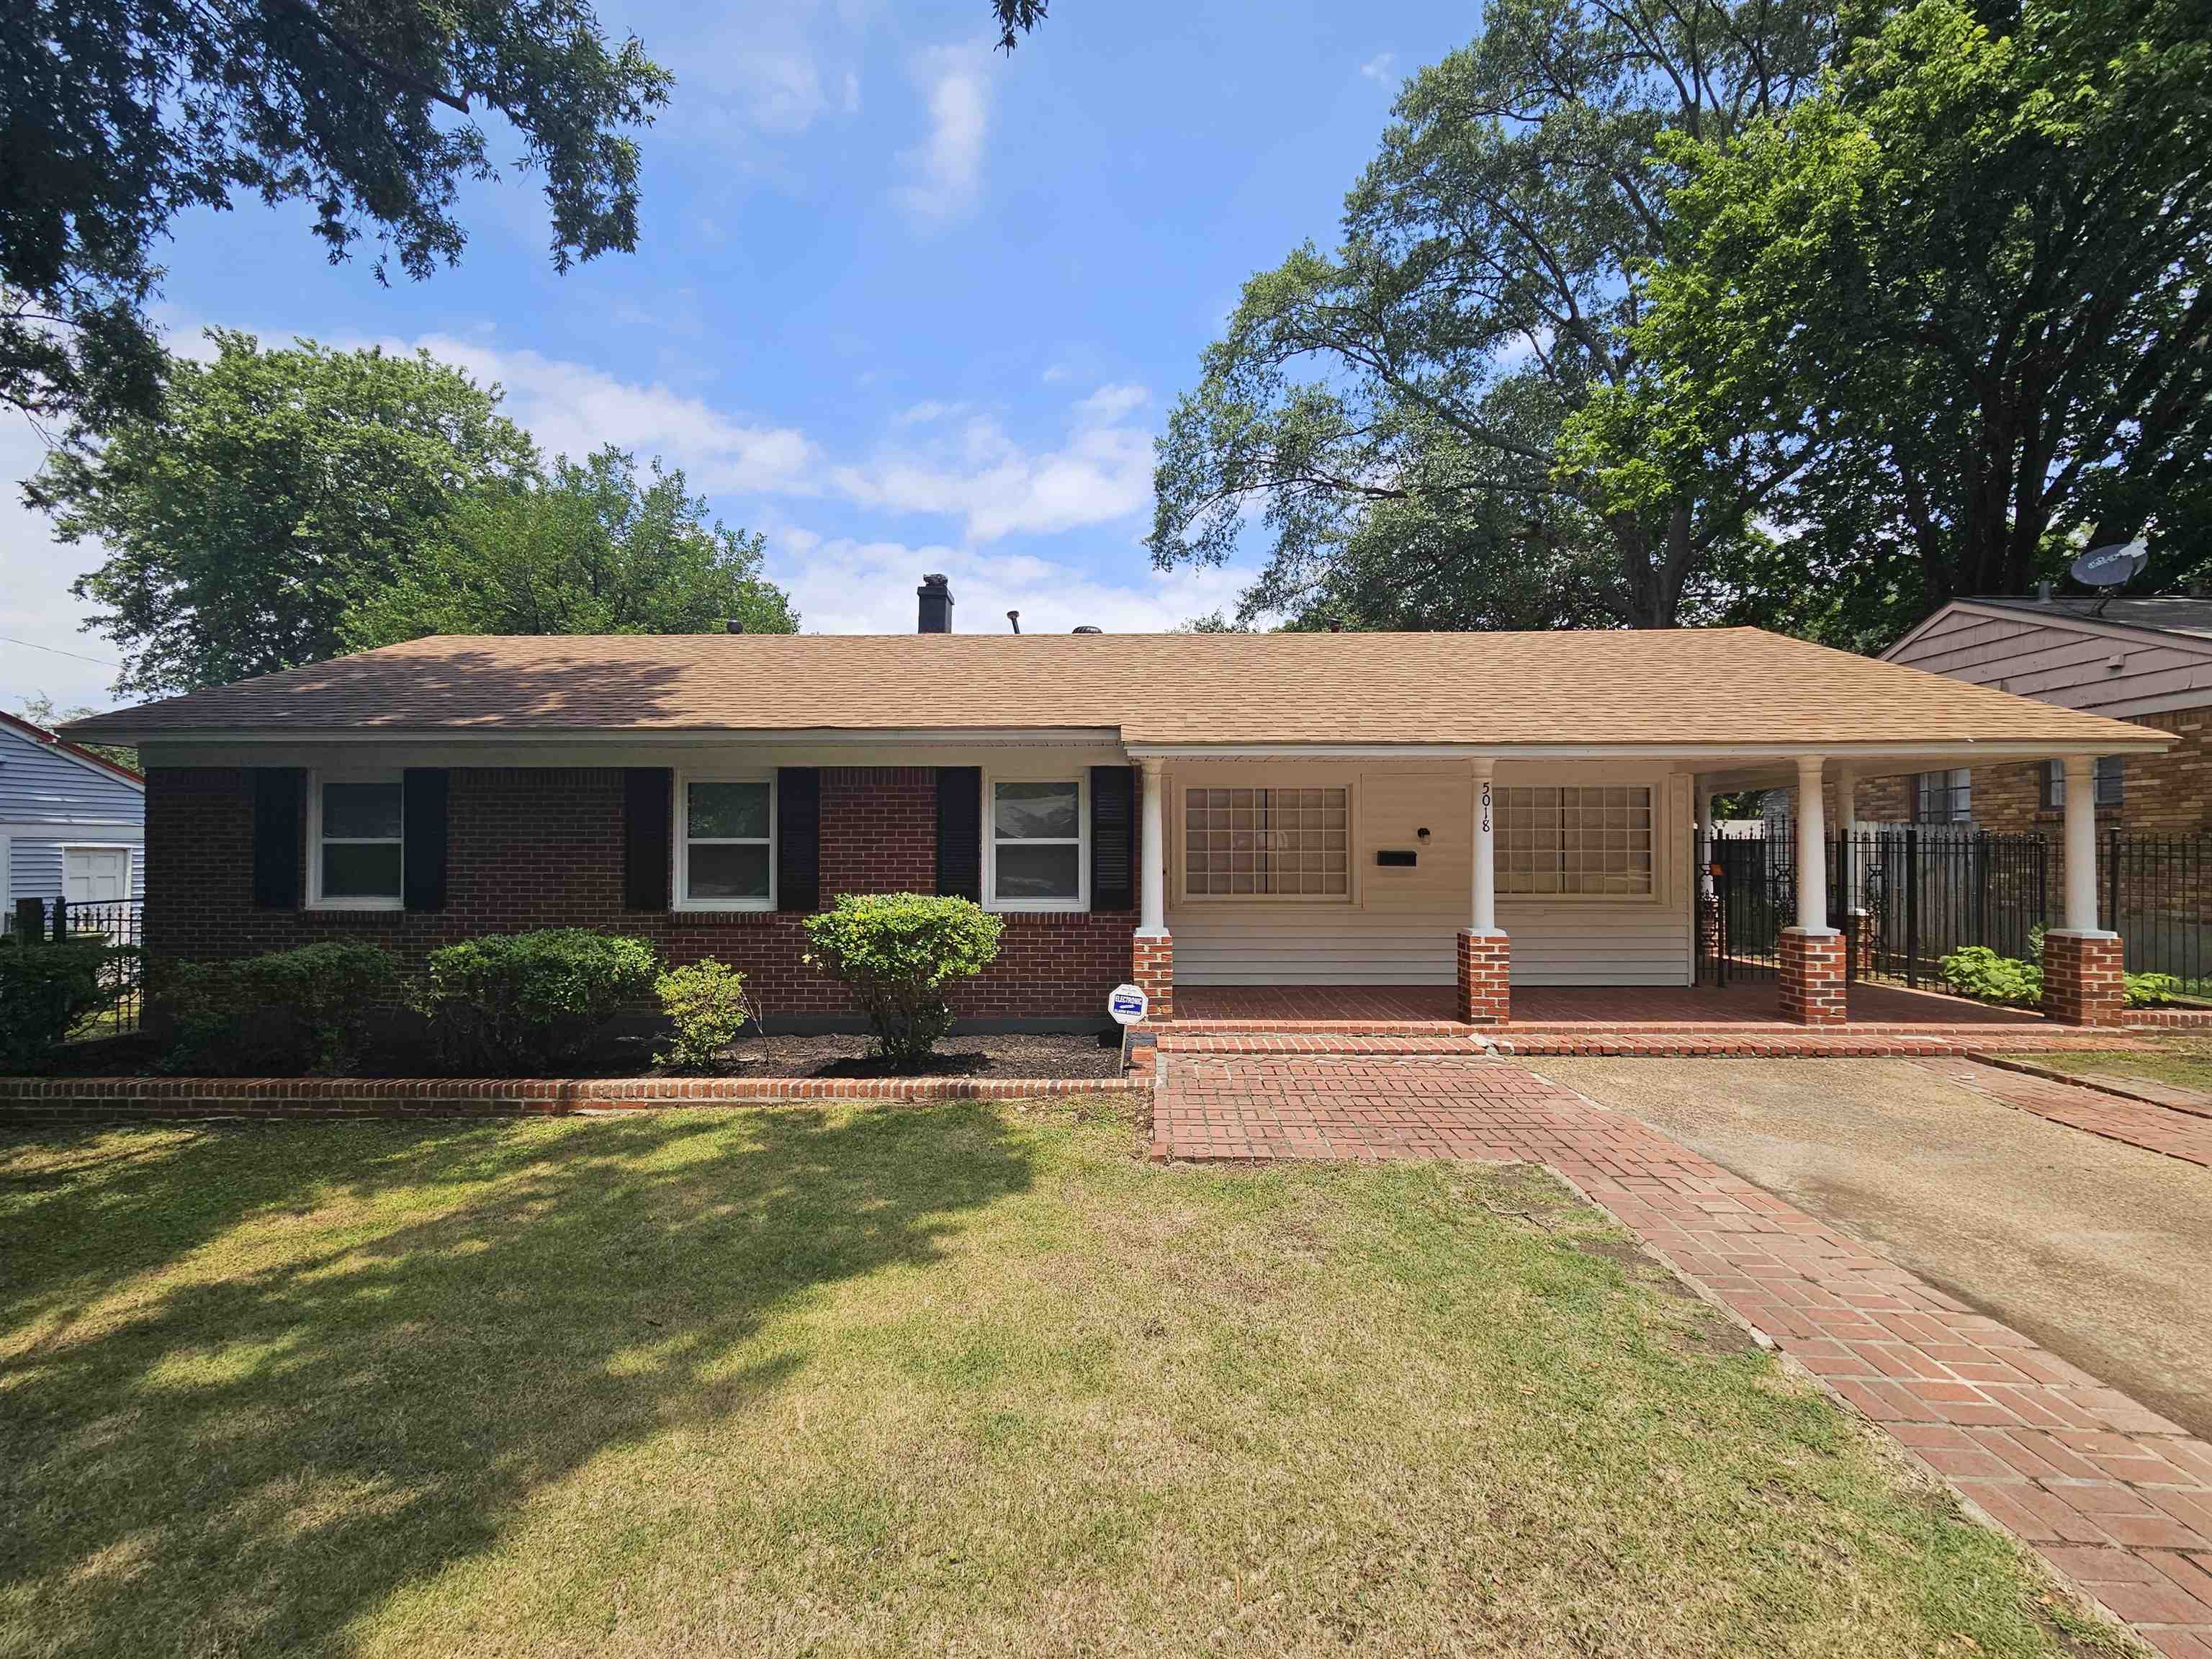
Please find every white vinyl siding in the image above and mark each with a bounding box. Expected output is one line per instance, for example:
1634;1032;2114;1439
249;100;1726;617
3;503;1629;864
1164;765;1691;986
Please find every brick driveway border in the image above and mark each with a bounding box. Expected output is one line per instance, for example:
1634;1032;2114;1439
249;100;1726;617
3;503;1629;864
1917;1058;2212;1169
1154;1052;2212;1656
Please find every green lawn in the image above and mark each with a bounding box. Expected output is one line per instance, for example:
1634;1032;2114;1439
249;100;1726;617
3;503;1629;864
0;1101;2123;1658
2005;1034;2212;1095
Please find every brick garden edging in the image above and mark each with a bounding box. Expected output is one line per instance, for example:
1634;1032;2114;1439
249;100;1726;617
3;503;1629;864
0;1074;1147;1125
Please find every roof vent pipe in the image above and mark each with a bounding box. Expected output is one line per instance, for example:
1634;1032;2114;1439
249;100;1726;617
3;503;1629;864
917;573;953;634
1007;610;1021;634
724;618;745;634
1072;624;1103;634
2038;581;2053;602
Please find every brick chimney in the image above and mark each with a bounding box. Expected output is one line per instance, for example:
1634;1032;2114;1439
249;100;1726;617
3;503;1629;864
917;573;953;634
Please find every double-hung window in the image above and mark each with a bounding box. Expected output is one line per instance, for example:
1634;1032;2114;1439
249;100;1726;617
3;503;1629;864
679;777;775;909
311;776;404;908
1914;768;1973;824
989;778;1085;909
1498;786;1653;897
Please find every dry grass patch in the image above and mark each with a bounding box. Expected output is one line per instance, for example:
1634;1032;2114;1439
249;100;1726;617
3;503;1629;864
2006;1035;2212;1097
0;1099;2127;1658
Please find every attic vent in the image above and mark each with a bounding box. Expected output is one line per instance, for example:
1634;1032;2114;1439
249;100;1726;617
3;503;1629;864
1072;625;1103;634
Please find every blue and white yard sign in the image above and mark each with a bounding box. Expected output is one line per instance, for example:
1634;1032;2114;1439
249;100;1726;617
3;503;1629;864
1107;983;1150;1025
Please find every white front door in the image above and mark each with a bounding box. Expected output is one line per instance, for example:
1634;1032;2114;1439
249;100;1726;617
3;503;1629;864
64;847;132;904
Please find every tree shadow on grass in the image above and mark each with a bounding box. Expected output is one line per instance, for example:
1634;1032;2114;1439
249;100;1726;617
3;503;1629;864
0;1102;1033;1657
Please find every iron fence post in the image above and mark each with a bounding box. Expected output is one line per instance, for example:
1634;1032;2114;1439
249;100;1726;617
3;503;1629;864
1905;825;1919;988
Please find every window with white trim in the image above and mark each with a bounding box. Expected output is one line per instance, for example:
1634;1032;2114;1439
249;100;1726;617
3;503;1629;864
1498;785;1653;896
1182;786;1350;898
313;777;404;907
989;778;1084;908
679;777;775;909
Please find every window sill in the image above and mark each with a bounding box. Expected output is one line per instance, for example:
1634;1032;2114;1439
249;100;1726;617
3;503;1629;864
673;901;778;914
307;898;405;912
986;899;1088;914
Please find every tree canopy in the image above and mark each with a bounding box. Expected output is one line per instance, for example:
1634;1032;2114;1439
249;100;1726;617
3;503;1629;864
343;446;798;648
1148;0;1835;632
1565;0;2212;642
35;330;539;696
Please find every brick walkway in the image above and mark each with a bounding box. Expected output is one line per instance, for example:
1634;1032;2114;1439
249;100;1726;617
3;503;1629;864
1154;1053;2212;1655
1915;1058;2212;1170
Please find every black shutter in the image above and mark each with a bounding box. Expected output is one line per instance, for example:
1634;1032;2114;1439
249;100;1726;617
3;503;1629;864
1089;765;1135;912
623;768;672;911
935;767;982;900
402;768;449;911
251;768;303;910
776;768;821;912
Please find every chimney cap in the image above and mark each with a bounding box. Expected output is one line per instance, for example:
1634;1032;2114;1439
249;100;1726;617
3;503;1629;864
724;617;745;634
917;572;954;633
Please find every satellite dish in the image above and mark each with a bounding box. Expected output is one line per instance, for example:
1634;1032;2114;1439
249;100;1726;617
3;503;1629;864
2072;535;2149;588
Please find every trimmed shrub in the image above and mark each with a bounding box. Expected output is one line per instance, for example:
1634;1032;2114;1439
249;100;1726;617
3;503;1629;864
1939;945;2041;1007
0;936;125;1072
655;958;755;1071
158;941;400;1075
415;929;662;1074
802;894;1003;1066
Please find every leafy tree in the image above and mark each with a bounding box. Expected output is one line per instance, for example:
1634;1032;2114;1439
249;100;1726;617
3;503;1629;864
1574;0;2212;639
3;0;673;433
1149;0;1834;631
35;329;536;696
343;446;799;646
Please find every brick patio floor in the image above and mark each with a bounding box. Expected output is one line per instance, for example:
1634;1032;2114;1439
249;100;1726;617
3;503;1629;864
1153;1053;2212;1656
1175;979;2056;1030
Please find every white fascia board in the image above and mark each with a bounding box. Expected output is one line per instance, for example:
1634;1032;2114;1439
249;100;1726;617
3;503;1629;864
1125;739;2170;760
117;725;1121;747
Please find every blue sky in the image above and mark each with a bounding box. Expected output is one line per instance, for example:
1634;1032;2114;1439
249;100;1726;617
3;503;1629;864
1;0;1480;714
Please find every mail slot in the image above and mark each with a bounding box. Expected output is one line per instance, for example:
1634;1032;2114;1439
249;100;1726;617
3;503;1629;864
1375;849;1417;868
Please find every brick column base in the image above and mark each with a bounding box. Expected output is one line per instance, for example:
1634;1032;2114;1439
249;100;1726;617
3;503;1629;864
1457;930;1510;1025
1698;893;1722;968
2041;930;2125;1028
1779;927;1847;1026
1848;909;1878;981
1133;931;1173;1022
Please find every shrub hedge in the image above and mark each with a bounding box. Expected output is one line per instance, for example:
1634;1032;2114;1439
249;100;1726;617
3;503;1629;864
158;940;400;1075
415;928;661;1074
802;894;1002;1066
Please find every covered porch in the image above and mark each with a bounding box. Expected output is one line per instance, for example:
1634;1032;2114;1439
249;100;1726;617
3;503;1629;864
1127;745;2149;1031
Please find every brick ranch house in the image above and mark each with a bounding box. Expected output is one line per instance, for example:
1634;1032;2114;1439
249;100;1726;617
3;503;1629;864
63;592;2172;1030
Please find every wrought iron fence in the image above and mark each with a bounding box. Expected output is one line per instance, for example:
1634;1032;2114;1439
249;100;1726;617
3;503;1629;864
1701;826;2212;993
3;897;145;1036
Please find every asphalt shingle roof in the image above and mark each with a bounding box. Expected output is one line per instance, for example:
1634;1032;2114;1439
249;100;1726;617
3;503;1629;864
64;627;2168;752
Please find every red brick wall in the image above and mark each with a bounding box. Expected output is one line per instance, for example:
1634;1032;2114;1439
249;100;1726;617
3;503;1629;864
145;765;1137;1025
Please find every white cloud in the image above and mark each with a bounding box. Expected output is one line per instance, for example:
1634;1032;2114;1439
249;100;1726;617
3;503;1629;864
1074;382;1149;424
894;399;968;426
396;335;821;495
829;387;1155;542
894;45;992;222
766;534;1256;637
1359;52;1397;83
1040;363;1069;384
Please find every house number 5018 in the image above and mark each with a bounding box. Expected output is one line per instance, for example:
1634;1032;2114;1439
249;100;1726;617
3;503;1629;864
1480;780;1491;834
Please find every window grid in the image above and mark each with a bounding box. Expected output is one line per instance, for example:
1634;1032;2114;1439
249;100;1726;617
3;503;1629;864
1915;768;1973;824
2044;757;2124;811
1497;785;1653;896
1182;787;1349;897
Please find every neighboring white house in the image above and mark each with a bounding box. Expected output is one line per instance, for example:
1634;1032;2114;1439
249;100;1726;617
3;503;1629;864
0;709;145;917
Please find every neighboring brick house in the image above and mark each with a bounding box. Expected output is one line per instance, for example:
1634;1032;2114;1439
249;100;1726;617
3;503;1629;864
65;584;2169;1028
1859;596;2212;840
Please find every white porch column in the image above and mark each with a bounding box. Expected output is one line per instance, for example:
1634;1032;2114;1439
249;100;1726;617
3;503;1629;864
2063;755;2102;932
1795;755;1828;932
1833;764;1858;913
1695;779;1714;895
1470;759;1497;934
1138;757;1167;934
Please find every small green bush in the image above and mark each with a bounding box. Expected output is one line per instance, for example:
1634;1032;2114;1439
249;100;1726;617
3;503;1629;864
655;958;754;1071
0;936;126;1071
415;928;662;1074
802;894;1003;1066
1938;945;2041;1007
158;940;399;1074
2126;971;2184;1007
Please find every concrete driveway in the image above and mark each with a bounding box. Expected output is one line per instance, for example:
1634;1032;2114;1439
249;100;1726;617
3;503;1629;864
1534;1057;2212;1442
